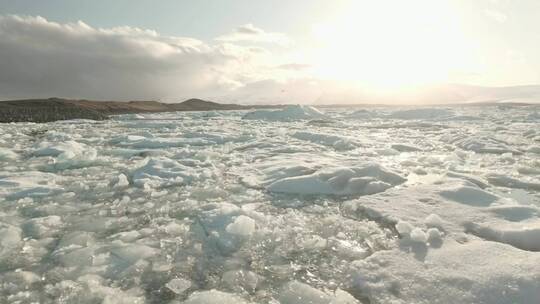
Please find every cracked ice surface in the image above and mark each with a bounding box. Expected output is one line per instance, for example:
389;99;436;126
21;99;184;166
1;104;540;303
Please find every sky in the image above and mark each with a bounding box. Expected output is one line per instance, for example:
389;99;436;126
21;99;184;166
1;0;540;104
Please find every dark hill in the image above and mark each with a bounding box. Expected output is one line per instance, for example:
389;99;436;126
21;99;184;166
0;98;260;123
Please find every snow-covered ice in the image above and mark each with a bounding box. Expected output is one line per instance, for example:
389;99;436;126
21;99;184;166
1;104;540;303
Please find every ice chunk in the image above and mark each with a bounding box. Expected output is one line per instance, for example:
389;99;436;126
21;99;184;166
488;205;540;222
391;144;422;152
242;105;326;121
113;173;130;188
239;157;321;188
465;223;540;252
23;215;63;238
109;243;159;263
268;164;405;196
292;131;358;150
427;228;442;243
132;157;197;188
225;215;256;237
439;186;499;207
221;270;259;292
331;289;361;304
0;225;22;254
181;290;250;304
446;172;489;189
0;171;63;200
410;228;428;243
396;220;414;236
110;135;209;149
166;278;191;294
424;214;444;229
279;281;330;304
453;135;521;154
32;140;85;157
278;281;360;304
527;146;540;154
485;174;540;191
32;140;103;170
0;148;18;161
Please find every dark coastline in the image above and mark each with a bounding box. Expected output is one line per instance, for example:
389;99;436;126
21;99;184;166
0;98;274;123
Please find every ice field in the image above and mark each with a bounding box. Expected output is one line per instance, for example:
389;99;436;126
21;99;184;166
1;104;540;303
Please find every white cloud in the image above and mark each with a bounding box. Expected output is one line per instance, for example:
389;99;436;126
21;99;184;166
275;63;312;71
4;15;532;105
484;9;508;23
0;15;280;101
216;23;291;46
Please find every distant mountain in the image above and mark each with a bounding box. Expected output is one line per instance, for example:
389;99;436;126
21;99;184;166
169;99;249;111
0;98;265;123
314;84;540;105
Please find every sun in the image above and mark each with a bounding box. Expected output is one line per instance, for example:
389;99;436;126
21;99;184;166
310;0;471;92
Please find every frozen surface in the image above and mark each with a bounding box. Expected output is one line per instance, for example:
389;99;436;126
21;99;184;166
0;105;540;303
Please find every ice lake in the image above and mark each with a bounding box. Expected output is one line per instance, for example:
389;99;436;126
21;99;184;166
1;104;540;303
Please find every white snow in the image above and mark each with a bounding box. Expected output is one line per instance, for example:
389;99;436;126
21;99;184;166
0;104;539;303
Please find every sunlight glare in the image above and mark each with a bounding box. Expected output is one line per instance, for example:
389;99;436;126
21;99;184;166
311;0;471;92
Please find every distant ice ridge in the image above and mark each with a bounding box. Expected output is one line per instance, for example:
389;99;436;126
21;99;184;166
242;104;326;121
388;108;454;120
